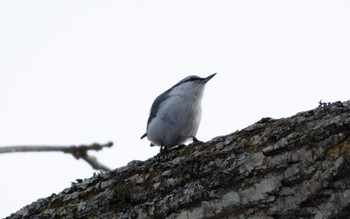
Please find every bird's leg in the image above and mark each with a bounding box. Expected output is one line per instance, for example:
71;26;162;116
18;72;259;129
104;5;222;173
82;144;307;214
157;146;164;163
156;145;168;163
160;145;168;154
156;153;161;162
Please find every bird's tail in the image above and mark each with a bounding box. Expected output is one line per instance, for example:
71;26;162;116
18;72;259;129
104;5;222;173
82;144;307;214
140;133;147;139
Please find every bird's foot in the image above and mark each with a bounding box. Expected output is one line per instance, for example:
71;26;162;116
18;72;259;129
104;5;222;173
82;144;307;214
159;145;169;154
192;136;202;144
156;146;169;163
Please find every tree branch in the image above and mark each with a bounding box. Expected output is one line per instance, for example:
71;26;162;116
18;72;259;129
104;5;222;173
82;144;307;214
0;142;113;171
7;101;350;218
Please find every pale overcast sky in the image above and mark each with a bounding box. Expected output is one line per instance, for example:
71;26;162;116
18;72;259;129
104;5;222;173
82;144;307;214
1;0;350;217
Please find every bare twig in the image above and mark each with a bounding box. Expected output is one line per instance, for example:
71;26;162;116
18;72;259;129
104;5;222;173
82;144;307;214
0;142;113;171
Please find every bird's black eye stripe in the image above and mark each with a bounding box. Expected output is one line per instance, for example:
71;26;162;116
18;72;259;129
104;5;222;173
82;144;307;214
170;75;202;90
185;76;201;82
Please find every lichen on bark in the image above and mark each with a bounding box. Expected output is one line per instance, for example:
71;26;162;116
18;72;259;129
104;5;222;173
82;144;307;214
7;101;350;219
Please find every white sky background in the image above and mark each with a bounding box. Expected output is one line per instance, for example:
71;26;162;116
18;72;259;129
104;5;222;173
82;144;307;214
0;0;349;217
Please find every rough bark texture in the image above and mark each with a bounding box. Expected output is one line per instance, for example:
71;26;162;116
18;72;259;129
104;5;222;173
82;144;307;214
7;101;350;219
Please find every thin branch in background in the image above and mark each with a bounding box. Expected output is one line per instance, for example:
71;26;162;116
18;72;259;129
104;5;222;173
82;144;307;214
0;142;113;171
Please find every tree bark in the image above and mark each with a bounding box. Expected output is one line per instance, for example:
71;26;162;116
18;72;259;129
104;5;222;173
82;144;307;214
7;101;350;219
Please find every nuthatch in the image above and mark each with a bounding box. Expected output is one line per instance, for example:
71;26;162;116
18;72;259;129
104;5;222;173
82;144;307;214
141;73;216;151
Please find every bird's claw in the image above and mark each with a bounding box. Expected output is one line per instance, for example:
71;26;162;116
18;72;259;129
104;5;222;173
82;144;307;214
192;136;202;143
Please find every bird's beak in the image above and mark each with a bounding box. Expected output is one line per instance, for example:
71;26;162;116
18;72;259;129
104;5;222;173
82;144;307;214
202;73;217;83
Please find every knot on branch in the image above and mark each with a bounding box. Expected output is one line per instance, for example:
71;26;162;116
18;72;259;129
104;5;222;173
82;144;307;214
70;142;114;160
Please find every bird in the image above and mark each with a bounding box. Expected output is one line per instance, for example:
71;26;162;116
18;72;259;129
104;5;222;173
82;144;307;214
141;73;216;151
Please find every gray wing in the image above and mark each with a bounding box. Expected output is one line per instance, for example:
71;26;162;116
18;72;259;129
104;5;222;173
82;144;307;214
147;89;170;127
140;89;170;140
